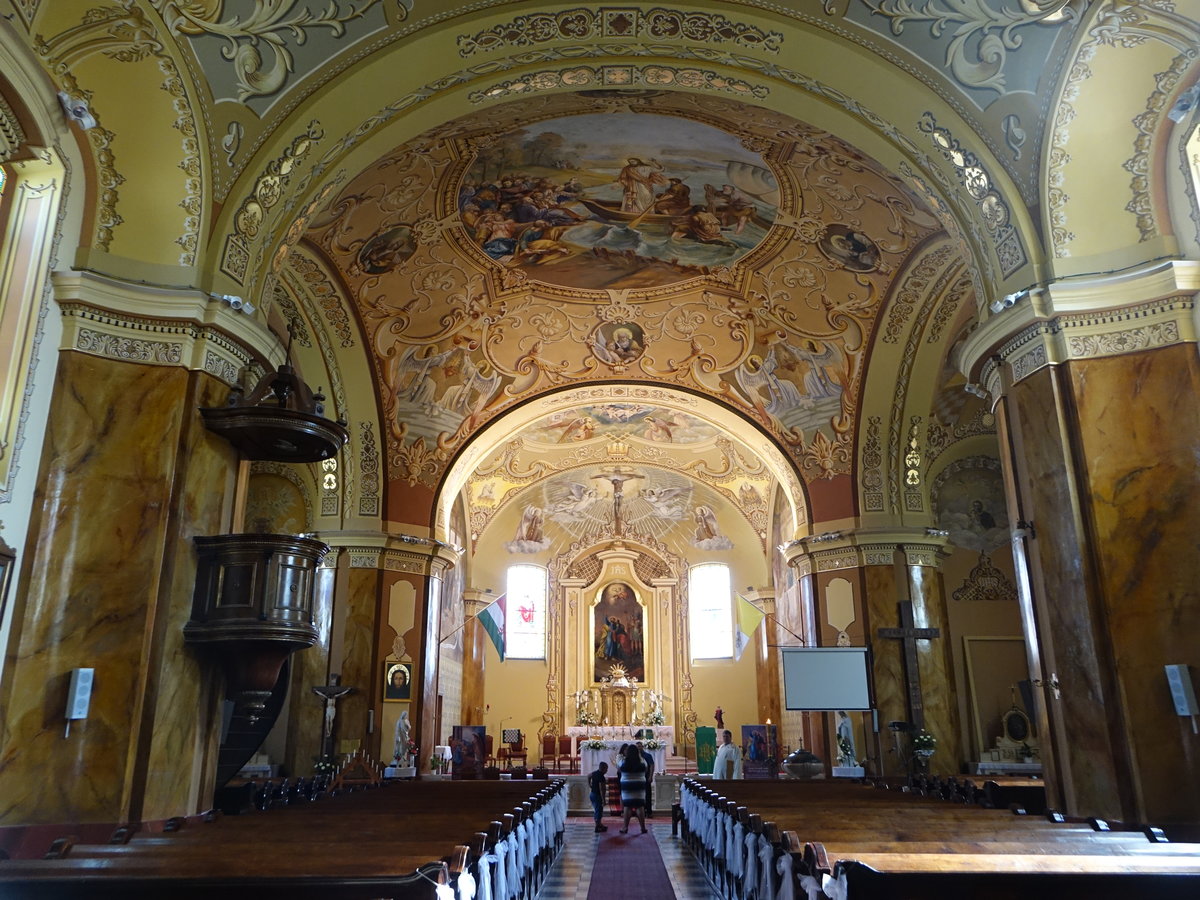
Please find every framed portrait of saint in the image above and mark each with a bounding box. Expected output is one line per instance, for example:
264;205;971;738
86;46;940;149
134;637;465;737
593;580;645;683
384;662;411;701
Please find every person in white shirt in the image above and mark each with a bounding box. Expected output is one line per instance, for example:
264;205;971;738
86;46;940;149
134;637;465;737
712;729;743;779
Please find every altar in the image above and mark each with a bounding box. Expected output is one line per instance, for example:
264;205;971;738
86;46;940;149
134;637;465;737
566;725;674;744
579;740;666;775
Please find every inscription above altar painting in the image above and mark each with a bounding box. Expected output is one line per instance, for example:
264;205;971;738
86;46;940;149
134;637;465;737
459;112;778;290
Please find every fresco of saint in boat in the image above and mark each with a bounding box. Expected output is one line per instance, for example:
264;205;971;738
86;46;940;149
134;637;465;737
458;112;778;290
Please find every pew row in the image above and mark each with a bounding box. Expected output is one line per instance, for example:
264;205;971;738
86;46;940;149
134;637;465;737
677;777;1200;900
0;779;568;900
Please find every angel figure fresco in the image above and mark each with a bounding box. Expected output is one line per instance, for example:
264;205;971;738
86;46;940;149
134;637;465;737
639;486;687;518
506;504;551;553
642;414;680;443
544;413;596;442
693;505;734;550
549;482;600;517
735;349;804;417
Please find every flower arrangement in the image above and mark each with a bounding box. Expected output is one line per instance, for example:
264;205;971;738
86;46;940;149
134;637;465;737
576;709;599;727
643;738;665;751
912;730;937;755
640;710;666;726
429;753;449;773
582;737;608;750
836;734;857;766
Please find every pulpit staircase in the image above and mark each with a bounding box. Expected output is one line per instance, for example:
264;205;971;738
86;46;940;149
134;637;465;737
215;659;290;790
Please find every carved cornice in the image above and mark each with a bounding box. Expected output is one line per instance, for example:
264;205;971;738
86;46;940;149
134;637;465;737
782;530;950;572
958;259;1200;381
319;530;463;575
53;272;282;383
995;294;1196;387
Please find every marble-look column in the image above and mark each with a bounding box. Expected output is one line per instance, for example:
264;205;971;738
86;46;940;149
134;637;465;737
744;589;780;729
461;592;489;725
962;273;1200;827
0;344;240;824
282;553;338;775
784;534;959;777
333;538;456;772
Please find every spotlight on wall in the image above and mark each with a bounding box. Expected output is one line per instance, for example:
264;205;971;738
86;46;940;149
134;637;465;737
57;92;97;130
963;383;989;399
210;293;256;316
1168;84;1200;123
988;290;1026;315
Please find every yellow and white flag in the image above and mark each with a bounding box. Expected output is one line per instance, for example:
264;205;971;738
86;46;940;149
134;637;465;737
733;594;766;661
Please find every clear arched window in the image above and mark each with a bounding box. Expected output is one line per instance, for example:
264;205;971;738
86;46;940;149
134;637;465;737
505;564;547;659
689;562;733;659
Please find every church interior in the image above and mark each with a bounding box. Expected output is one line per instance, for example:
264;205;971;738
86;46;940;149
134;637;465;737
1;0;1199;895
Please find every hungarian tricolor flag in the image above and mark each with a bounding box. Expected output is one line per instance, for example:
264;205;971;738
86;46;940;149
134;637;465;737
479;593;506;662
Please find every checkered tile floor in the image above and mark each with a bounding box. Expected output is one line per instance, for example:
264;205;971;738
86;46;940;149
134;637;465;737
536;820;718;900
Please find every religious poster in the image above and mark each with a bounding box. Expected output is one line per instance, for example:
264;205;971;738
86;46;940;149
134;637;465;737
450;725;487;779
695;726;717;776
593;581;645;683
383;662;411;701
740;724;779;779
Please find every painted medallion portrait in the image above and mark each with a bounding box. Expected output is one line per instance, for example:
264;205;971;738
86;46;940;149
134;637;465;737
593;581;645;683
459;112;778;289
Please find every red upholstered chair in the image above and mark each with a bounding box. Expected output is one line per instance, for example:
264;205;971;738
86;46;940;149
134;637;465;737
541;733;558;771
558;734;578;773
499;730;527;768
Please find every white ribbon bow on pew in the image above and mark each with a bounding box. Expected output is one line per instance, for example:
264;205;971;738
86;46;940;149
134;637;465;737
798;874;823;900
456;868;477;900
775;850;796;900
820;871;849;900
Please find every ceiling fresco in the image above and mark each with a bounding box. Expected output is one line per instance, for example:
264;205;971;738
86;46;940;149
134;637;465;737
458;111;778;289
462;398;777;554
302;91;949;492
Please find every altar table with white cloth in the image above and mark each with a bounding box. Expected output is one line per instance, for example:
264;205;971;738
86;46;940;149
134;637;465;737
580;740;666;774
566;725;674;743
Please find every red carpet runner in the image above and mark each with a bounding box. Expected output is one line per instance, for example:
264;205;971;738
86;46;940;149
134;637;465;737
586;827;675;900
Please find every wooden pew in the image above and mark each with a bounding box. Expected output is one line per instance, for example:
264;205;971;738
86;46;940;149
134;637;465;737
0;779;567;900
678;778;1200;900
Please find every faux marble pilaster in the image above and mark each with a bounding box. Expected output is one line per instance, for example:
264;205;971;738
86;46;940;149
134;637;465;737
338;566;381;757
907;563;962;776
284;562;336;775
135;370;236;820
1004;364;1128;819
461;594;488;725
1057;344;1199;824
863;564;906;777
1078;353;1200;826
0;353;236;824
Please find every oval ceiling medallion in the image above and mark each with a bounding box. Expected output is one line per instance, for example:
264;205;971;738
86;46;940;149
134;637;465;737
458;112;777;290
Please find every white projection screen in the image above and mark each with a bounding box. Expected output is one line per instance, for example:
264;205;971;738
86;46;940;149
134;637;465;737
782;647;872;710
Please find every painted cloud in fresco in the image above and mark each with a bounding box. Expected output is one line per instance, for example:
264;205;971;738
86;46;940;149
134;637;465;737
934;461;1009;553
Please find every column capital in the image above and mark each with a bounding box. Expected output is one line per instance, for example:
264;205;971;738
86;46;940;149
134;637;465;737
959;260;1200;399
53;270;285;386
312;529;462;575
780;528;951;575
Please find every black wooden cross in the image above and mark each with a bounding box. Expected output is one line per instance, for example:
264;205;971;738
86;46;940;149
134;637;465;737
876;601;941;730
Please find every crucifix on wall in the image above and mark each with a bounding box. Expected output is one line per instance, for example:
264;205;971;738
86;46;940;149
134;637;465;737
876;601;941;731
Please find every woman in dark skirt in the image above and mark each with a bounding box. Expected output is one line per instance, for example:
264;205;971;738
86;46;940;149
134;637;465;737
617;743;648;834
